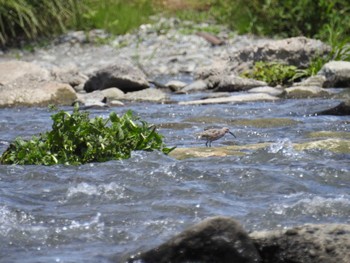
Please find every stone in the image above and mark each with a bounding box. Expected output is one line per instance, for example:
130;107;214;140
0;79;77;107
229;37;331;73
129;216;261;263
251;223;350;263
84;61;149;93
123;88;168;102
165;80;187;92
282;86;331;98
0;60;50;85
50;64;88;89
293;75;326;87
179;93;279;105
210;75;268;92
248;86;284;96
75;91;107;107
101;87;125;100
181;79;208;93
318;60;350;88
315;101;350;116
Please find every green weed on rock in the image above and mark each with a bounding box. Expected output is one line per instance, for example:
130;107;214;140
0;106;174;165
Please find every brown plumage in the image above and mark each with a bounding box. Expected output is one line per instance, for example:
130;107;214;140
197;127;236;147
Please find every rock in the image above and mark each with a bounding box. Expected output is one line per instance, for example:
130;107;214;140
318;61;350;88
181;79;208;93
101;87;125;100
124;88;168;102
179;93;279;105
0;61;50;85
293;75;326;87
0;79;77;107
248;86;284;96
50;64;88;90
209;75;268;92
229;37;331;73
251;223;350;263
83;61;149;93
282;86;331;99
129;216;261;263
75;91;107;107
165;80;187;92
315;101;350;115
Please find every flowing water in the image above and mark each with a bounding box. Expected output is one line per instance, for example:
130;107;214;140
0;97;350;262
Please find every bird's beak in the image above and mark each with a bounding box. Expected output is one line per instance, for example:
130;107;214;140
229;132;236;138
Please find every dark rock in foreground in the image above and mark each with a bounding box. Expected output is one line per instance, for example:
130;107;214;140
128;216;261;263
127;216;350;263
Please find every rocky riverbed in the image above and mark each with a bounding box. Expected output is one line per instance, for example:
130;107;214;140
0;17;350;263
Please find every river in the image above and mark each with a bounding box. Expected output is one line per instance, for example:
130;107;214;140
0;96;349;262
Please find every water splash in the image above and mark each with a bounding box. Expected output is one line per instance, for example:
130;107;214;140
268;138;299;157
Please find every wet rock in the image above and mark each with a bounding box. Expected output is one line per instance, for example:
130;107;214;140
84;61;149;93
248;86;284;96
282;86;331;98
179;93;279;105
123;88;168;102
208;75;268;92
181;79;208;93
318;61;350;88
164;80;187;92
0;79;77;107
129;216;261;263
229;37;331;73
315;101;350;115
251;223;350;263
0;60;50;85
294;138;350;154
76;91;108;107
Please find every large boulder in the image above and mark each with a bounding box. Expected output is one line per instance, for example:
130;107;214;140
0;61;50;85
128;216;261;263
251;223;350;263
84;62;149;93
0;78;77;107
229;37;331;73
318;60;350;88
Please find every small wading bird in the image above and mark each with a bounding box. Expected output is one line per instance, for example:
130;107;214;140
197;127;236;147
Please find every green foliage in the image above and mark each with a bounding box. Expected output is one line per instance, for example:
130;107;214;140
0;0;82;45
80;0;154;35
241;61;306;87
210;0;350;40
0;107;174;165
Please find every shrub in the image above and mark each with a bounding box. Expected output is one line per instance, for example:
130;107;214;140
0;106;174;165
241;61;306;86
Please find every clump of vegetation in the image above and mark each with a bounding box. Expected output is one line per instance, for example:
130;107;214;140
0;106;174;165
241;61;306;87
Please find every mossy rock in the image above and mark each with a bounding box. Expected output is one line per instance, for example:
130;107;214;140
307;131;350;139
294;139;350;154
230;118;300;128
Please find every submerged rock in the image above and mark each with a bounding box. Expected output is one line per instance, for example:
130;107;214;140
128;216;261;263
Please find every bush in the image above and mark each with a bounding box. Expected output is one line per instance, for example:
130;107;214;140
241;61;306;87
0;106;174;165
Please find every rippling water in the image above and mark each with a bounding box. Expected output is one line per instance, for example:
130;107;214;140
0;98;350;262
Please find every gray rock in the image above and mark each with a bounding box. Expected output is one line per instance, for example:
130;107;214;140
124;88;168;102
76;91;107;107
101;87;125;100
165;80;187;92
129;216;261;263
181;79;208;93
293;75;326;87
50;64;88;90
84;61;149;93
229;37;331;73
0;61;50;85
251;223;350;263
248;86;284;96
179;93;279;105
0;78;77;107
282;86;331;98
318;61;350;87
210;75;268;92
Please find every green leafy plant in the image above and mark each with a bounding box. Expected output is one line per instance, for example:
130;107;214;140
241;61;306;86
0;106;174;165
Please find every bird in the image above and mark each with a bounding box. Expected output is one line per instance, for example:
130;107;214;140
196;127;236;147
